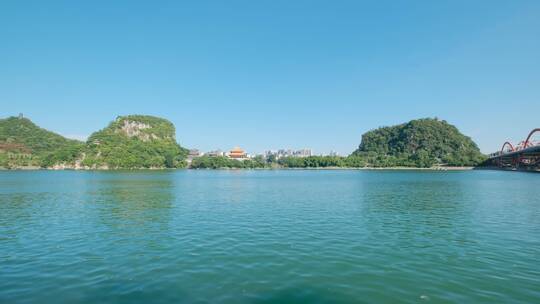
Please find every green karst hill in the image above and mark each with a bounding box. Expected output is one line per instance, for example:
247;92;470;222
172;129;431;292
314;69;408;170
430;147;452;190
81;115;188;169
352;118;486;167
0;115;188;169
0;116;83;168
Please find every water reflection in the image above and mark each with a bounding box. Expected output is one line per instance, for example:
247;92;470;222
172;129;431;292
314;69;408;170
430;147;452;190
87;171;176;231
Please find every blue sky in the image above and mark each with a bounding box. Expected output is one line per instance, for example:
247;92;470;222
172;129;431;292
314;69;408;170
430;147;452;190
1;1;539;154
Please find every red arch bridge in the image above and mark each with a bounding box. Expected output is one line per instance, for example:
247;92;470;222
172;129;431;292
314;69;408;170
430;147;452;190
486;128;540;171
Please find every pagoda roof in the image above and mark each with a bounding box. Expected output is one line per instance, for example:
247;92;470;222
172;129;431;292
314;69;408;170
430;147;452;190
230;146;245;153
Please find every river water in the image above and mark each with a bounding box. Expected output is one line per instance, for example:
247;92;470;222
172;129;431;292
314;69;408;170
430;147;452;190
1;170;539;303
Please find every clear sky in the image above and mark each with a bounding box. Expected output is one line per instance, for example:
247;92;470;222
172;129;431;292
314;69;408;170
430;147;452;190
1;1;539;155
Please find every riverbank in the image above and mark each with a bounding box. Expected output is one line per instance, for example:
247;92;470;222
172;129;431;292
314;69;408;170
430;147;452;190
1;166;475;171
474;166;540;173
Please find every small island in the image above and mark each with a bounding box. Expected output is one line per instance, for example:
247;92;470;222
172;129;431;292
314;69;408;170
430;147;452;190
1;115;486;170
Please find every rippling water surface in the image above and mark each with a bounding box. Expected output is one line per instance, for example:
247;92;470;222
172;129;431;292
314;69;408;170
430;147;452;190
1;170;539;303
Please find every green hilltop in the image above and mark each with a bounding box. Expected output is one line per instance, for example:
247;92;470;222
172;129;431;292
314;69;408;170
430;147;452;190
0;116;83;168
352;118;486;167
82;115;188;169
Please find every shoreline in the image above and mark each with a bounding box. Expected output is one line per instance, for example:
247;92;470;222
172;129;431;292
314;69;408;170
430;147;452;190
1;166;475;171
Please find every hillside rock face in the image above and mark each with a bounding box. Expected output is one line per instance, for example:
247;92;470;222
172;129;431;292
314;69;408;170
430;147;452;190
0;116;82;168
81;115;188;169
352;118;485;167
119;120;151;139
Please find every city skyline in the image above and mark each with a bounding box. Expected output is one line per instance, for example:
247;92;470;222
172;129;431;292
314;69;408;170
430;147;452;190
2;1;539;154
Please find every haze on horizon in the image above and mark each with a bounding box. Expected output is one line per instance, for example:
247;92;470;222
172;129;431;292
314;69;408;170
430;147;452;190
1;1;539;155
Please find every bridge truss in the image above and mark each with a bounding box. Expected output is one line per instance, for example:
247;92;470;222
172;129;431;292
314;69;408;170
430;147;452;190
486;128;540;171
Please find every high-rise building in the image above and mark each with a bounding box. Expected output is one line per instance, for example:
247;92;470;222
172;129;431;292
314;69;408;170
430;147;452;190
205;150;224;157
329;150;339;157
295;149;312;157
265;148;312;159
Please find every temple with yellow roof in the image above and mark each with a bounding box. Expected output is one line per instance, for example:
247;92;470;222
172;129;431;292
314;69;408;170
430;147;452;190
228;146;247;159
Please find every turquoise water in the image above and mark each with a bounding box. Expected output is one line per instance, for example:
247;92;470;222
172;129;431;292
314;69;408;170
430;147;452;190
1;170;539;303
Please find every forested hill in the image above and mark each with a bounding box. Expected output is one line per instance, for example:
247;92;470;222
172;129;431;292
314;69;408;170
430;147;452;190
0;116;83;168
352;118;486;167
0;115;189;169
81;115;188;169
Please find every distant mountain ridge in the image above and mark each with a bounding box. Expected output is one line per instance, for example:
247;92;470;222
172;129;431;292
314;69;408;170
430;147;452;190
352;118;485;167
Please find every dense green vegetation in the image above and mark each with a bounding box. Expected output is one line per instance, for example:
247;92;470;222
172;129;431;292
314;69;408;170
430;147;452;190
81;115;188;169
190;155;367;169
352;118;486;167
190;156;267;169
0;116;83;168
277;155;366;168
